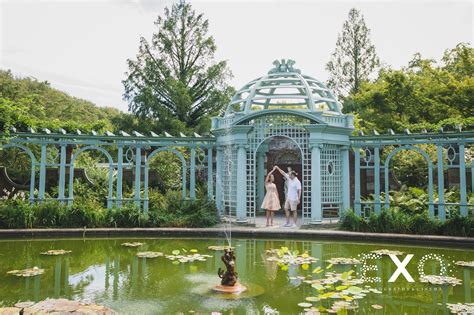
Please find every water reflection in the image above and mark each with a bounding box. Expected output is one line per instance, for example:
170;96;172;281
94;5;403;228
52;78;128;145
0;238;472;314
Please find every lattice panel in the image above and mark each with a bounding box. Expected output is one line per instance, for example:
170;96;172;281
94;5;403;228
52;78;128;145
244;114;312;223
321;144;342;218
222;145;237;216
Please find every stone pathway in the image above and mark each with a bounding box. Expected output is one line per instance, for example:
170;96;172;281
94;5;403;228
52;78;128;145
0;299;116;314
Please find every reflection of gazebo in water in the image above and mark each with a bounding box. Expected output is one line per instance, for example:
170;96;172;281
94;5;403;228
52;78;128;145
211;59;354;224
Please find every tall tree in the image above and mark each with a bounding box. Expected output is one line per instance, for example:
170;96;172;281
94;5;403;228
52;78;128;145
326;8;379;98
351;43;474;134
123;0;233;133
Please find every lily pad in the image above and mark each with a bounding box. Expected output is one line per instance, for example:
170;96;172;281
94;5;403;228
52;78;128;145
372;304;383;309
455;261;474;268
326;257;360;265
371;249;404;256
7;267;44;277
298;302;313;308
121;242;144;247
420;275;462;286
165;252;212;264
40;249;71;256
446;303;474;314
136;251;163;258
266;247;318;266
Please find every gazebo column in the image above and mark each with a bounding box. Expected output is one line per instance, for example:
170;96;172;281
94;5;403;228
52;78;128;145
310;143;322;224
215;147;223;213
236;144;248;222
341;145;350;213
257;150;266;210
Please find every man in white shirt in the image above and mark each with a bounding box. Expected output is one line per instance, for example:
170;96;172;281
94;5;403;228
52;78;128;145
274;165;301;228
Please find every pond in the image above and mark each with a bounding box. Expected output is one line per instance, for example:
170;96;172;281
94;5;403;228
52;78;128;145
0;237;472;314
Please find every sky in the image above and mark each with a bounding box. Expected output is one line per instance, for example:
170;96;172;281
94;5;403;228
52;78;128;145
0;0;472;112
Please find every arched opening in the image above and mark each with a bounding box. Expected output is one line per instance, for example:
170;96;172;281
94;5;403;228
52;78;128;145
144;148;187;211
68;146;114;209
384;145;434;215
254;136;303;218
0;144;37;201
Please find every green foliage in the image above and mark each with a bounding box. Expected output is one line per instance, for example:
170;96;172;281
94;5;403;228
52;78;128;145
147;190;219;227
348;43;474;133
340;209;473;237
0;70;120;134
326;8;380;97
123;0;233;134
363;188;473;215
0;190;219;229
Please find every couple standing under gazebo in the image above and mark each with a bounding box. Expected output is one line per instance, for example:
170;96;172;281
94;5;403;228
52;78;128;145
261;166;302;228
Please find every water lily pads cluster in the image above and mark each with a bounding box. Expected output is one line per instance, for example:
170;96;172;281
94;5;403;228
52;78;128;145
0;298;116;314
7;267;44;277
455;261;474;267
446;303;474;314
325;257;360;265
165;249;212;264
370;249;404;256
40;249;71;256
136;251;163;258
419;275;462;286
265;247;318;266
121;242;145;247
298;269;382;313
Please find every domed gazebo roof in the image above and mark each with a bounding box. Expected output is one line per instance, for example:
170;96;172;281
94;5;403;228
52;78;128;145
224;59;342;117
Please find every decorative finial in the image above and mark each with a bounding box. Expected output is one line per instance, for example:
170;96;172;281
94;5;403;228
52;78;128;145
268;59;300;74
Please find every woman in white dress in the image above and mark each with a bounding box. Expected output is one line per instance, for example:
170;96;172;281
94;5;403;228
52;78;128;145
261;167;281;226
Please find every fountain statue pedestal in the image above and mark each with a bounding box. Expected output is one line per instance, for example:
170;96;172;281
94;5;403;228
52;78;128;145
212;283;247;294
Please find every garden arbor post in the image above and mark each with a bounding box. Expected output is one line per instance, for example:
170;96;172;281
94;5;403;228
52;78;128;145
354;146;361;215
437;144;446;220
58;143;67;203
207;146;213;201
38;143;47;200
374;145;381;214
190;146;196;200
341;145;350;212
116;144;124;207
134;146;141;206
310;143;322;224
459;143;467;216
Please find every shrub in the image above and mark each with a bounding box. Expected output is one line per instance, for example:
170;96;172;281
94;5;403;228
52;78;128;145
0;190;219;229
148;191;219;228
339;208;473;237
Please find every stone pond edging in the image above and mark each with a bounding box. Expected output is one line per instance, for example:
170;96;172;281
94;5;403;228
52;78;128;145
0;227;472;248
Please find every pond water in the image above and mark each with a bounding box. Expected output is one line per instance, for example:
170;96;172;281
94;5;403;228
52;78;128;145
0;237;472;314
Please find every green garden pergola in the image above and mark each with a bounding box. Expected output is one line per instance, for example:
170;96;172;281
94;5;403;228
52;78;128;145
1;59;472;225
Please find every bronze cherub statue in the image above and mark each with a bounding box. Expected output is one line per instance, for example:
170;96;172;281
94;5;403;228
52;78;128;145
217;248;238;286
